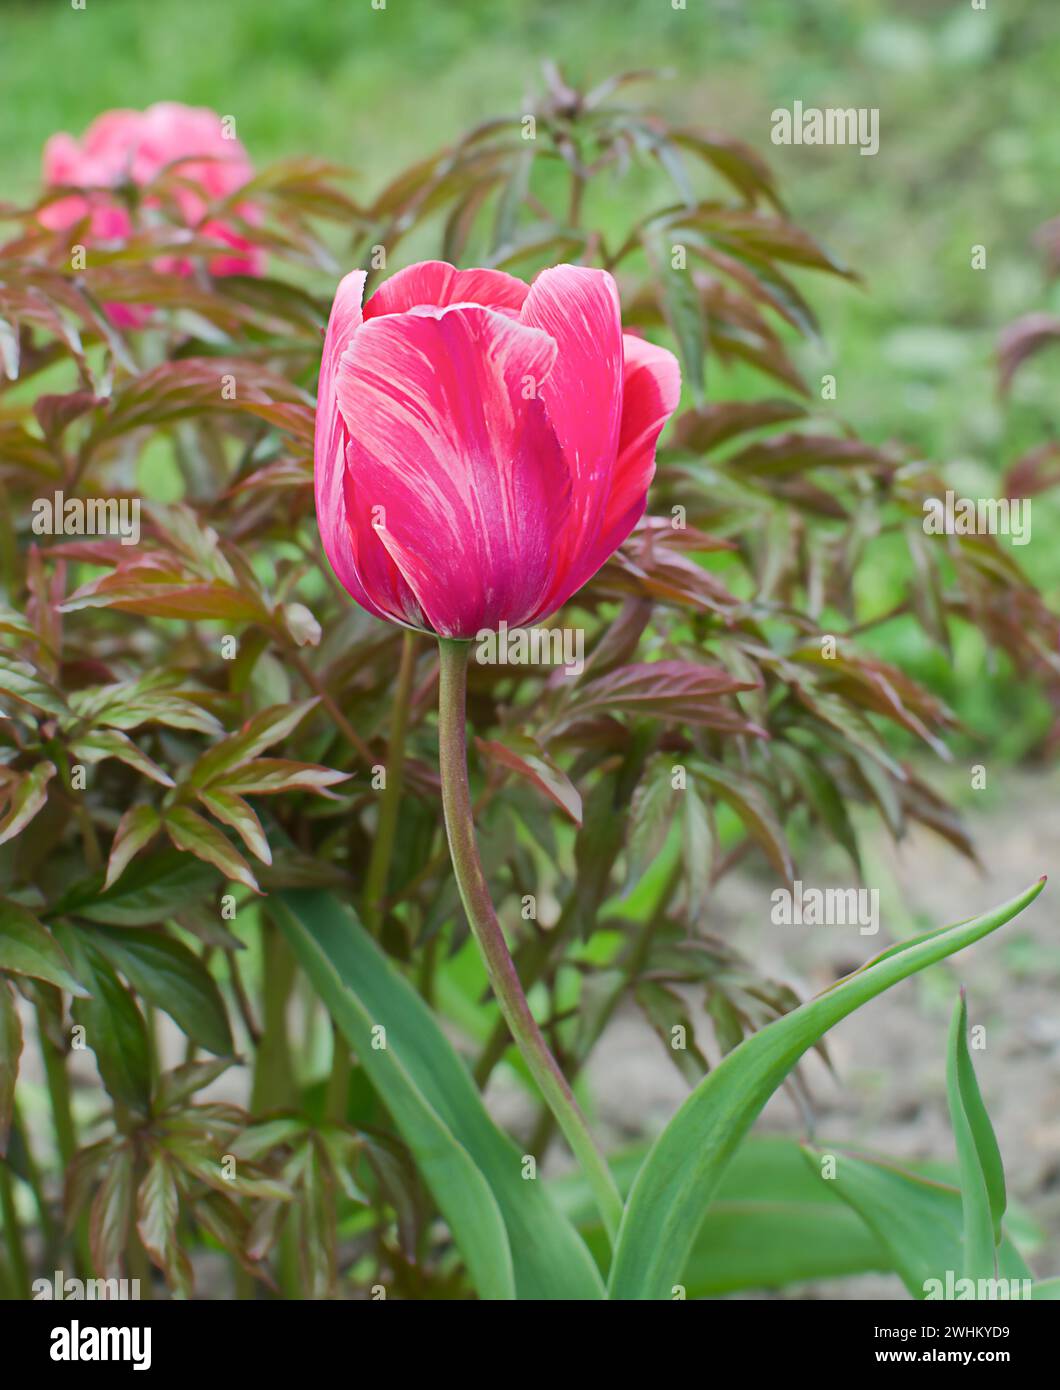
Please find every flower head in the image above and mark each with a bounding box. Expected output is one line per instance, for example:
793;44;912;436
315;260;680;637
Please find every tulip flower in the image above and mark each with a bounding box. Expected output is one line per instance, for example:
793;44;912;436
41;102;264;325
314;259;681;637
314;259;680;1243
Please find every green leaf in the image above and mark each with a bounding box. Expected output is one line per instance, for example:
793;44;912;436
273;888;604;1300
196;789;271;865
56;850;217;927
557;1136;891;1296
948;990;1006;1277
692;759;794;883
137;1152;192;1297
566;661;761;732
89;1144;133;1276
0;659;67;717
0;901;89;995
274;891;512;1300
87;926;233;1057
189;699;319;789
644;229;705;402
104;805;162;890
164;806;260;893
154;1057;234;1112
216;759;349;796
70;731;174;788
0;979;21;1156
475;735;582;826
0;762;57;847
802;1146;1032;1299
681;778;713;921
608;877;1046;1299
166;1142;289;1202
625;756;678;894
60;931;152;1114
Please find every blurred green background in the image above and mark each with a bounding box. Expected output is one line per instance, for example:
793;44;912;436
5;0;1059;761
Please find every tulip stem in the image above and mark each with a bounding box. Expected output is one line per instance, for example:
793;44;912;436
436;636;623;1245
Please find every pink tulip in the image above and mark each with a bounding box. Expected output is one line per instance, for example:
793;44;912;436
314;260;681;638
40;102;264;325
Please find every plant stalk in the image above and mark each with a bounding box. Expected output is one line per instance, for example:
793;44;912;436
435;636;623;1244
363;629;417;933
0;1159;30;1300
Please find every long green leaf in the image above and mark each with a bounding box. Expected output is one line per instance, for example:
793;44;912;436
273;888;604;1300
271;893;512;1300
609;877;1046;1299
556;1136;891;1295
947;990;1005;1278
802;1147;1033;1299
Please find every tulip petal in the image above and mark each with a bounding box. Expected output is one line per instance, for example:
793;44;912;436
520;264;624;571
526;332;681;623
335;304;570;637
597;332;682;550
314;269;407;624
363;260;530;320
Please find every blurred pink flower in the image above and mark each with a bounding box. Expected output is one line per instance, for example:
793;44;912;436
41;102;264;325
314;260;681;637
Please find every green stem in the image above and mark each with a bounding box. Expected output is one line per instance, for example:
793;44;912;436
251;922;297;1115
363;629;417;933
11;1100;57;1253
0;1159;30;1300
436;637;623;1244
36;998;92;1274
37;1003;77;1168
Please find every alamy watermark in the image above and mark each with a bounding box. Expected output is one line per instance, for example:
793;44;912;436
922;1271;1033;1301
771;880;880;936
31;490;141;546
475;620;584;677
923;490;1031;546
33;1270;140;1300
771;101;879;156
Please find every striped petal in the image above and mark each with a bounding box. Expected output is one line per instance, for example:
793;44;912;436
335;303;570;637
363;260;530;320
